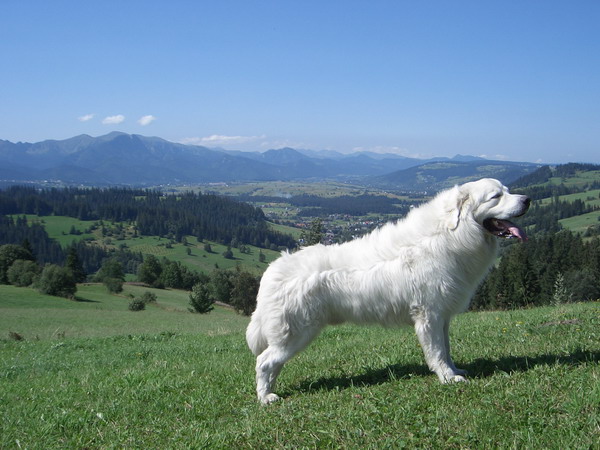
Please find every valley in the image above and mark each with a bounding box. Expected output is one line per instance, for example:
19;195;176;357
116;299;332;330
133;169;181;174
1;162;600;313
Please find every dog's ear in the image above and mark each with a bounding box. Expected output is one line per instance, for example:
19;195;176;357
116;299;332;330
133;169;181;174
446;186;469;230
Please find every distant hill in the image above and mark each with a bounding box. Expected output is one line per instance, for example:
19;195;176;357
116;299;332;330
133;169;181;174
505;163;600;237
371;160;541;191
510;163;600;189
0;132;283;185
1;132;539;187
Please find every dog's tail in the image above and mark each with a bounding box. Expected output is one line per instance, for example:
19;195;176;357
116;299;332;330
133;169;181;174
246;313;268;356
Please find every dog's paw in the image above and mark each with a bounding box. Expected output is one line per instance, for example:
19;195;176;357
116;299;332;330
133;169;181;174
260;393;281;405
448;375;469;383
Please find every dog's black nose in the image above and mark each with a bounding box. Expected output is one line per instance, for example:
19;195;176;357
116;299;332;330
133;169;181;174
524;197;531;208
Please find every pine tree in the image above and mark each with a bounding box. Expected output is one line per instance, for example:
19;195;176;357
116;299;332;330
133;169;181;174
189;283;214;314
66;247;87;283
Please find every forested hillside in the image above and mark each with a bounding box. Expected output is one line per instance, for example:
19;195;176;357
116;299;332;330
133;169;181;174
472;164;600;309
0;186;295;249
473;230;600;309
0;215;143;275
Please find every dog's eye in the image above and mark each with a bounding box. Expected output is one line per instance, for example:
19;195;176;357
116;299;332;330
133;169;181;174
490;192;502;200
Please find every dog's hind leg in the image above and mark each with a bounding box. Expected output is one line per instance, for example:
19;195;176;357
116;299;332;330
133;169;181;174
255;346;286;404
255;327;321;404
413;314;468;384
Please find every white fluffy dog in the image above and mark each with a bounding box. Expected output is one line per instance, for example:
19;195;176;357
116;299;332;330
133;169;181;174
247;178;530;404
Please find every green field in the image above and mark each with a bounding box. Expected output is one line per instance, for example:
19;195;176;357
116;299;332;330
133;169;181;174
560;210;600;234
195;180;394;198
1;284;599;448
546;170;600;188
0;284;247;340
535;187;600;235
539;188;600;208
17;215;96;247
531;170;600;235
115;235;281;275
539;188;600;235
12;214;284;275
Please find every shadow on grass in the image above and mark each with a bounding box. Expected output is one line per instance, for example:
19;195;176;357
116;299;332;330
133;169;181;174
292;349;600;396
464;348;600;379
73;296;101;303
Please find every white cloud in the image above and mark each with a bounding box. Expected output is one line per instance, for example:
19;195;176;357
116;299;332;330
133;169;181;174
137;115;156;126
78;113;94;122
180;134;266;147
478;153;509;161
259;139;308;150
102;114;125;125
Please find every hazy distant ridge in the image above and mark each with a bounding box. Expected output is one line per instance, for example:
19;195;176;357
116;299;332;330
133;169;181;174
0;132;539;187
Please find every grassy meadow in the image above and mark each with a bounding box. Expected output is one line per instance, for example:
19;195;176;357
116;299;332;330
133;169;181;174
546;170;600;188
1;284;599;448
114;235;281;275
12;214;284;275
194;180;387;198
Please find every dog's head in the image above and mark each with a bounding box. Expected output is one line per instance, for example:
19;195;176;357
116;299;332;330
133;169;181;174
447;178;530;241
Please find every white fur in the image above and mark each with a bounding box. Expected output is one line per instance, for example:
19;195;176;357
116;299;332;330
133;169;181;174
246;178;530;404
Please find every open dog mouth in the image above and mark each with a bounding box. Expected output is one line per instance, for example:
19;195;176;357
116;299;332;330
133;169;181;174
483;218;527;242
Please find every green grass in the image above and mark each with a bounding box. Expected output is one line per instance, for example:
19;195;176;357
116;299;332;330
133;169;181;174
197;180;382;198
547;170;600;188
14;215;96;246
269;222;303;239
534;176;600;235
12;214;283;275
535;187;600;235
120;235;281;275
0;284;247;340
1;285;599;448
539;188;600;207
560;210;600;234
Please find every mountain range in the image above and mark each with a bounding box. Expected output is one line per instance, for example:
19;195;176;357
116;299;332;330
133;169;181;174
0;132;540;189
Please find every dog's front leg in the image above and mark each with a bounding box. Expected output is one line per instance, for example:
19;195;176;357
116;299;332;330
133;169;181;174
413;315;468;383
443;318;468;377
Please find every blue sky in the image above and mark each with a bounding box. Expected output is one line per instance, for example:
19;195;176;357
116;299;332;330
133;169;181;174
1;1;599;163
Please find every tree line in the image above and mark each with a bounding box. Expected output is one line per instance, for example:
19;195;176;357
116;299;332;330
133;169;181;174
0;186;295;249
472;230;600;309
516;195;600;234
474;166;600;307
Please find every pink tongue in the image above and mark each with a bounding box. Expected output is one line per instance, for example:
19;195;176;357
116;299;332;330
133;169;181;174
504;221;527;242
